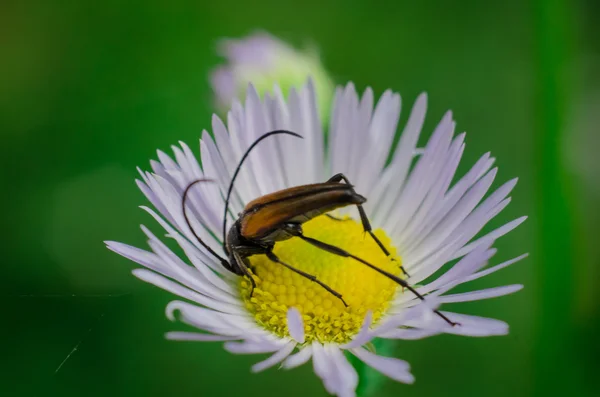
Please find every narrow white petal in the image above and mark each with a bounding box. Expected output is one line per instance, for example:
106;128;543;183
297;79;325;184
251;342;296;373
140;206;235;283
386;112;455;234
355;89;402;195
400;151;495;251
328;345;359;397
378;328;441;340
166;300;265;338
406;311;510;337
407;167;498;273
464;253;529;283
268;85;294;186
312;342;336;395
341;310;373;349
281;345;313;369
452;216;528;259
212;114;254;205
346;86;373;187
286;307;305;344
409;244;496;298
372;304;429;336
106;240;166;275
243;84;276;195
142;227;239;305
439;284;523;303
224;339;287;354
330;83;359;183
396;134;465;248
132;269;243;315
371;93;427;225
351;347;415;384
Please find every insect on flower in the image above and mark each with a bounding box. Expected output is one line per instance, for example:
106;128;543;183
182;129;458;327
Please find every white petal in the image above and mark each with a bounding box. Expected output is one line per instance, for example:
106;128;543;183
327;345;359;397
312;342;336;395
329;83;359;184
464;253;529;283
406;167;498;276
396;133;465;249
224;339;287;354
385;112;455;235
370;93;427;225
351;347;415;384
281;345;313;369
378;328;441;340
372;304;429;336
141;226;239;304
251;342;296;373
140;206;234;283
408;244;497;298
166;301;265;338
451;216;528;259
132;269;243;315
439;284;523;303
406;311;510;337
243;85;276;195
286;307;305;343
106;240;167;275
341;310;373;349
399;151;495;251
357;90;401;193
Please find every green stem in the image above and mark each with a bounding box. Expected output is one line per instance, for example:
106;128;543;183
350;338;396;396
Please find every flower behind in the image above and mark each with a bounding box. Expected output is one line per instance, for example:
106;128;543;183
210;31;334;121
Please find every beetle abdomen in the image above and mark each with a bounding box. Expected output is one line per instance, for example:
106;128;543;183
240;183;365;240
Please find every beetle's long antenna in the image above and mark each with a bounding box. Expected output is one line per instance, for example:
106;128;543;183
182;179;229;263
221;130;303;246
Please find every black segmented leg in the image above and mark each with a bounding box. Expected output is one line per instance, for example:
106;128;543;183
325;213;350;222
232;251;257;298
327;173;409;276
285;225;459;327
265;251;348;307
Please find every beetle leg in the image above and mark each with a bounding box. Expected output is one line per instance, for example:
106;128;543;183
325;213;350;222
264;251;348;307
286;226;459;327
327;172;409;277
232;250;257;298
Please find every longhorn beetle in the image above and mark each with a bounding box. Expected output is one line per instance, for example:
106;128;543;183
182;130;458;326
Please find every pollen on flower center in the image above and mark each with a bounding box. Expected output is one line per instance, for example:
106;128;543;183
239;215;402;344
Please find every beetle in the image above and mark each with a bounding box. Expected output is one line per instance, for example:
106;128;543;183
182;130;458;326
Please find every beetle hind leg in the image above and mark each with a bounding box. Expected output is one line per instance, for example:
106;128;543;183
285;225;459;327
327;173;410;277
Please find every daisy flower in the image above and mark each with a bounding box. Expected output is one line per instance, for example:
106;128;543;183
106;80;527;397
210;31;334;120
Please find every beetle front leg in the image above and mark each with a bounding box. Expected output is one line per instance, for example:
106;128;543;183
328;172;409;276
264;251;348;307
232;251;257;297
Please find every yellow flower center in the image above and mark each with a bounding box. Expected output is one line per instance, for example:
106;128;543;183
239;215;402;344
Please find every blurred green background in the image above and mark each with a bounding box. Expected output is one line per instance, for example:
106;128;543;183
2;0;599;396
